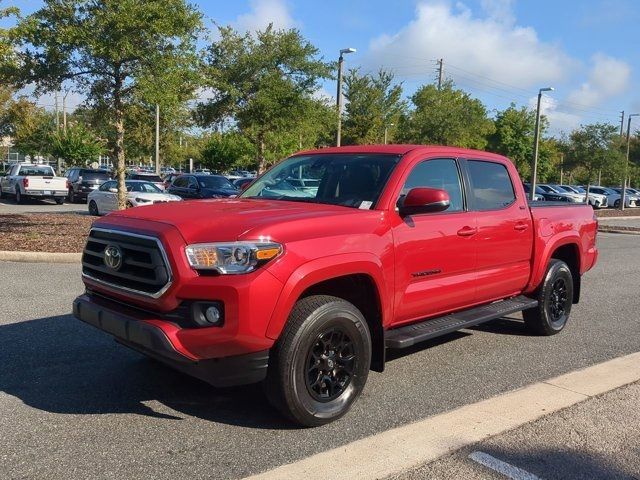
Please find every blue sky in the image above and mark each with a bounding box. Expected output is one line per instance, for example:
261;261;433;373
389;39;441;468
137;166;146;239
7;0;640;134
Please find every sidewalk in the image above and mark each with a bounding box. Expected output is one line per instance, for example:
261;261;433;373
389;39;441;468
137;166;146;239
392;380;640;480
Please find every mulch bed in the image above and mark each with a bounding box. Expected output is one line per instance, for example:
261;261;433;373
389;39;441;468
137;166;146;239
595;208;640;218
0;213;95;253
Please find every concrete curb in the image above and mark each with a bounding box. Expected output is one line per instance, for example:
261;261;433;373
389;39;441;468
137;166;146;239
598;226;640;235
0;250;82;263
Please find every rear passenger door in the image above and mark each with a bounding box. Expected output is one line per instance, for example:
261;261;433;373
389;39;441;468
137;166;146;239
464;159;533;302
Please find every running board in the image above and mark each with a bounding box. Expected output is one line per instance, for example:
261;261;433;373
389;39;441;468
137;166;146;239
385;295;538;349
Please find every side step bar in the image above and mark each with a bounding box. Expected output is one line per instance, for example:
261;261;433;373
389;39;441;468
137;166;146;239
385;295;538;349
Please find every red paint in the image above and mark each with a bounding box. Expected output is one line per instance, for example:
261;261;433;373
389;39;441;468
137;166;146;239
78;145;598;365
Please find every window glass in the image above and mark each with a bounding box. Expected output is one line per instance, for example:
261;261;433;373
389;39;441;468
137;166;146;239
172;177;187;188
19;165;55;176
187;177;199;189
99;181;115;191
198;176;234;189
467;161;515;210
400;158;464;212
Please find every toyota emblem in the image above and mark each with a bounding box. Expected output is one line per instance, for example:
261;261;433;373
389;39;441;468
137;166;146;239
103;245;123;270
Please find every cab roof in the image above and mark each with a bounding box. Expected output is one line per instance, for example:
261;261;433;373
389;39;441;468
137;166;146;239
293;144;508;160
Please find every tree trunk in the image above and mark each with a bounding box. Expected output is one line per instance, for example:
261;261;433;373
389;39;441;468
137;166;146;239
113;73;127;210
257;133;266;174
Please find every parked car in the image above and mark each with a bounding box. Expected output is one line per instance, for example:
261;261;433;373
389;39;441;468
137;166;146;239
193;168;211;175
609;188;640;207
65;167;112;203
538;184;585;203
286;177;321;195
161;167;176;175
0;163;67;204
522;183;559;202
558;185;607;209
74;145;598;426
125;172;165;191
587;186;634;208
168;174;239;199
87;180;182;216
233;177;254;190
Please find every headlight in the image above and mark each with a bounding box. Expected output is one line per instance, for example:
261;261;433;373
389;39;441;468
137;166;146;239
135;197;151;203
185;242;282;274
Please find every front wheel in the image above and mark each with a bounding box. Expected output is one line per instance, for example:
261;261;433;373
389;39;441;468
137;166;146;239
523;259;573;336
55;197;64;205
614;199;621;208
265;295;372;427
88;200;99;216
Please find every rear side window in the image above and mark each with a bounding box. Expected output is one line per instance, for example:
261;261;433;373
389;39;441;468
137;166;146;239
80;170;110;180
400;158;464;212
467;160;516;211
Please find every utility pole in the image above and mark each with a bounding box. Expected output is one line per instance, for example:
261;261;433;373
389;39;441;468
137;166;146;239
620;111;625;137
530;87;554;200
54;91;60;131
62;90;69;132
155;104;160;175
559;153;564;185
336;47;356;147
437;58;444;89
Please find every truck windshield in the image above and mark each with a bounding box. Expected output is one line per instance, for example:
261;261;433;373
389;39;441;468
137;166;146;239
241;154;401;209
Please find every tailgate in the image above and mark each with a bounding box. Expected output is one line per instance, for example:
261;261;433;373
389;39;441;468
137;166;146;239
26;177;67;191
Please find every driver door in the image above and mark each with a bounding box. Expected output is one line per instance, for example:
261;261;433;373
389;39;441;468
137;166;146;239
392;158;478;325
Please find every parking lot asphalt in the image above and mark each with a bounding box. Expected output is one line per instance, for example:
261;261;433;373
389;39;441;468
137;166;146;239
392;380;640;480
0;197;88;214
0;233;639;479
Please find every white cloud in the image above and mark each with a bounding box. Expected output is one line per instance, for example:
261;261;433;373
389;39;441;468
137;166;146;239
567;54;631;108
534;95;581;135
365;1;572;88
235;0;298;34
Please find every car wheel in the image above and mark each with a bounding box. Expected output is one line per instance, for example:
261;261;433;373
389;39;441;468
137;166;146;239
523;259;573;336
88;200;99;216
614;199;620;208
0;186;4;199
264;295;371;427
15;188;22;204
68;188;75;203
55;197;64;205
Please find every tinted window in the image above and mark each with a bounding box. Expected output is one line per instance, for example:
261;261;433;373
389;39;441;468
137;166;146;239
198;176;235;189
19;165;55;176
400;158;464;212
467;161;515;210
99;181;116;191
172;177;188;188
80;169;110;180
130;174;162;182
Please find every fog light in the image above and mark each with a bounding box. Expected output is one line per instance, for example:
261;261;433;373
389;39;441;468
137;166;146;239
205;305;221;324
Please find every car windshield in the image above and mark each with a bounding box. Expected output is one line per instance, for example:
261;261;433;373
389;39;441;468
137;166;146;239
20;166;55;176
126;182;162;193
132;174;162;182
554;186;573;193
81;170;110;180
198;176;235;189
241;153;401;209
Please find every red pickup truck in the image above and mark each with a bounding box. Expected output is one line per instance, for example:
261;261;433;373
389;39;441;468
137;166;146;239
73;145;598;426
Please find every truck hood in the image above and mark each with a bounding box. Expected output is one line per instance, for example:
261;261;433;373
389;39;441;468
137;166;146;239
102;198;375;244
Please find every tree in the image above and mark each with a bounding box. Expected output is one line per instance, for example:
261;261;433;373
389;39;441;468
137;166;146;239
342;69;406;145
200;131;256;172
198;25;333;172
50;123;104;165
5;97;55;158
6;0;202;209
398;80;495;149
564;123;623;191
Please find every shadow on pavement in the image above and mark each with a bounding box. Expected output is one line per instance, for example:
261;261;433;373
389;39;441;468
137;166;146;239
0;314;293;430
476;447;639;480
468;316;529;336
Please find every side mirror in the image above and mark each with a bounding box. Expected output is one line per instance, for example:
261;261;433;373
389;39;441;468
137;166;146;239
108;188;118;193
399;187;450;216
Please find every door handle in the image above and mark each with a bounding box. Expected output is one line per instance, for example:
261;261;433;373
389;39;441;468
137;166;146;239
457;226;477;237
514;223;529;231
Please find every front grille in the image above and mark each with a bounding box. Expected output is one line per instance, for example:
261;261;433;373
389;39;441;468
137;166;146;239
82;228;172;298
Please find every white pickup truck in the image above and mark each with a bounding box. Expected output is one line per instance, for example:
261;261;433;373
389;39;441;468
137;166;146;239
0;163;68;204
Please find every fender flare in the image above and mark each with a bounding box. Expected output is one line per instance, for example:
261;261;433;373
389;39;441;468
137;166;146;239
265;253;390;340
526;232;581;293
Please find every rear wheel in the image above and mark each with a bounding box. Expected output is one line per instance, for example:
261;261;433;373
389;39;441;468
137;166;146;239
88;200;99;216
265;295;371;427
55;197;64;205
15;189;22;204
68;188;76;203
523;259;573;336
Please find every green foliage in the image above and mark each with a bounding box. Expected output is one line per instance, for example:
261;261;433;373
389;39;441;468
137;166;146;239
398;80;495;149
342;69;406;145
200;131;256;172
564;123;624;186
50;123;104;164
4;96;55;157
198;25;333;171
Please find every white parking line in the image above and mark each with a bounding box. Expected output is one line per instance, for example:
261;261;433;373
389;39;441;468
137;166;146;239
469;451;542;480
243;351;640;480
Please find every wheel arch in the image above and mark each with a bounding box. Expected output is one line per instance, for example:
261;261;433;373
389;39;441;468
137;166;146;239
528;235;581;304
266;254;390;372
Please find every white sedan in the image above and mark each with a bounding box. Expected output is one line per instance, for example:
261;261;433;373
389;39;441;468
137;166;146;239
87;180;182;216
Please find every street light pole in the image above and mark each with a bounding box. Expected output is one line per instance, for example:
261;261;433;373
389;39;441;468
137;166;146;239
336;47;356;147
620;113;639;211
384;123;394;144
530;87;554;201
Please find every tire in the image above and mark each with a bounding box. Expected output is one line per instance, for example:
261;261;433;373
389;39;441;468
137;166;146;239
265;295;372;427
68;188;75;203
55;197;64;205
614;199;620;208
523;259;573;336
15;188;22;204
88;200;99;216
0;186;4;199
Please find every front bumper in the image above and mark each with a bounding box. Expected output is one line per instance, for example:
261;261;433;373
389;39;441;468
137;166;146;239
73;294;269;387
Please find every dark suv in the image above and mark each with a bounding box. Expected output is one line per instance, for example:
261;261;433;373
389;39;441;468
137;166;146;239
66;168;112;203
168;174;239;199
